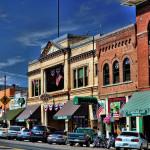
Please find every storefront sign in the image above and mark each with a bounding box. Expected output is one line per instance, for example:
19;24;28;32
124;109;150;117
40;94;51;102
9;93;27;110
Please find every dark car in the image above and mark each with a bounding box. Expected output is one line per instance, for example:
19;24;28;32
31;126;54;142
47;131;68;145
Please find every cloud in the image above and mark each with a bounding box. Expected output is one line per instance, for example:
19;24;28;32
0;13;11;23
14;26;79;46
0;56;26;69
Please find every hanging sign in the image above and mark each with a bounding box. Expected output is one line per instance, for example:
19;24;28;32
40;94;51;102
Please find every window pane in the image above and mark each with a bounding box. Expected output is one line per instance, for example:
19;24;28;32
103;64;109;85
113;61;119;84
35;80;38;96
73;70;76;88
32;81;34;97
78;68;83;87
95;64;98;76
85;66;88;86
123;58;130;82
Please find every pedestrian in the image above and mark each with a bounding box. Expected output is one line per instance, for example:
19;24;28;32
73;124;78;132
122;124;126;132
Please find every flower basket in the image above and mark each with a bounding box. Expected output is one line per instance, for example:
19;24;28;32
26;119;33;124
103;115;112;130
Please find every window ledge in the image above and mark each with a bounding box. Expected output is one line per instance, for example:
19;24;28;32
102;81;133;88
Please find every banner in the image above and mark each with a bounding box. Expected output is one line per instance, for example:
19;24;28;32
48;104;53;111
54;104;58;111
43;105;48;112
59;103;64;109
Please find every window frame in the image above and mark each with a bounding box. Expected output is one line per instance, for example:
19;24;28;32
123;58;131;82
32;79;41;97
113;61;120;84
103;63;110;85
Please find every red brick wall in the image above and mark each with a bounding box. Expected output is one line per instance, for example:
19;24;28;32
136;1;150;90
96;24;138;97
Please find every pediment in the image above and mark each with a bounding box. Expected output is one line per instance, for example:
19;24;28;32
40;41;61;58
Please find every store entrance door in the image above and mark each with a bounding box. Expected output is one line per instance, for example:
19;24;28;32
143;116;150;142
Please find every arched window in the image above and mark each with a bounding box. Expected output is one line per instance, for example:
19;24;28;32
113;61;119;84
148;22;150;45
123;58;130;82
103;64;109;85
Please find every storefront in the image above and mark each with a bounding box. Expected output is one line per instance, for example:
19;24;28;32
53;100;89;132
16;104;41;129
121;91;150;141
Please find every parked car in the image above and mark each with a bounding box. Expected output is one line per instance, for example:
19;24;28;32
7;126;22;140
115;131;148;150
31;125;53;142
47;131;68;145
0;128;7;138
17;129;31;141
67;127;97;147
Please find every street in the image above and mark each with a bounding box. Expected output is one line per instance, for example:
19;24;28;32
0;139;113;150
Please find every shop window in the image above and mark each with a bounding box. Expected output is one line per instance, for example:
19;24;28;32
32;79;41;97
73;66;88;88
148;22;150;45
95;63;98;76
103;63;110;85
46;65;64;92
123;58;130;82
113;61;119;84
131;117;136;131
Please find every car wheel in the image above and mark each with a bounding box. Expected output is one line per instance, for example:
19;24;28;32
70;142;74;146
86;140;90;147
7;137;11;140
49;141;52;144
116;147;120;150
79;143;83;146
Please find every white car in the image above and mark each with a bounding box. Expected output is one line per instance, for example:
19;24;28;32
115;131;148;150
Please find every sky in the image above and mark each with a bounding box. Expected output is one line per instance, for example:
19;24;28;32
0;0;136;88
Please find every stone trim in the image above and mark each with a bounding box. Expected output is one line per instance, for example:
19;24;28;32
27;68;41;76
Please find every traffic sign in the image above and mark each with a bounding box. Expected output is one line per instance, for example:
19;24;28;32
0;96;10;105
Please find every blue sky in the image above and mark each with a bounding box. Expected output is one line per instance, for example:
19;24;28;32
0;0;136;87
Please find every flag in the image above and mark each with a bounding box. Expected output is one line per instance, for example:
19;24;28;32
48;104;53;111
33;80;38;86
56;73;62;86
54;104;58;111
43;105;48;112
119;100;125;118
96;103;104;118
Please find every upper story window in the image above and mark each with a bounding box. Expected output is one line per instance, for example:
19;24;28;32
123;58;130;82
103;63;110;85
113;61;119;84
46;65;64;92
74;66;88;88
95;63;98;76
148;22;150;45
32;79;41;97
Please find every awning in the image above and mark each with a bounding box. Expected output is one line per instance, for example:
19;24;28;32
121;91;150;117
0;108;25;121
16;105;40;122
73;96;97;105
53;100;88;120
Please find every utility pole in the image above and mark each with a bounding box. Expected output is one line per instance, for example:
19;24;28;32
58;0;59;38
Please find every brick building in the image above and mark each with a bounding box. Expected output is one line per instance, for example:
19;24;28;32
96;0;150;138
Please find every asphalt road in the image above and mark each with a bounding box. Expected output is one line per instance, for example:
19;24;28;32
0;139;113;150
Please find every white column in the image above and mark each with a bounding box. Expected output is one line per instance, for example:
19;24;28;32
136;117;140;132
45;111;48;126
65;119;68;131
44;71;46;93
126;96;131;131
105;98;109;138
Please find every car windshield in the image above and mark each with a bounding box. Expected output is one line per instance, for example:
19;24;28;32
77;129;91;135
9;127;20;131
32;126;44;131
120;132;138;137
0;129;5;131
23;129;31;132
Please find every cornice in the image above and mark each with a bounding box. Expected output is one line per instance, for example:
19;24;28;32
27;68;41;76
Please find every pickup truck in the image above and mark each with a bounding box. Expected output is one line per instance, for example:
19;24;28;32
67;127;97;147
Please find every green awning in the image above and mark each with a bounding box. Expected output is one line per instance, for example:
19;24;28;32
0;108;25;121
73;96;97;105
121;91;150;117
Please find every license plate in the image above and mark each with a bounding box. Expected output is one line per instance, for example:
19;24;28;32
53;138;56;141
35;132;40;134
123;143;129;146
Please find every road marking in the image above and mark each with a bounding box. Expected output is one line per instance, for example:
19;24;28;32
0;145;24;150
